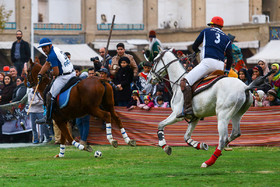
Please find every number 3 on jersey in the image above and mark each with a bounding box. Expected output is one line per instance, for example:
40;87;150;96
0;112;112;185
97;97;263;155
215;33;220;44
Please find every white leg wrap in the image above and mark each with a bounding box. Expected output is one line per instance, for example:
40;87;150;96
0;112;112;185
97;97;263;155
159;139;166;147
121;128;130;144
106;123;113;142
72;140;84;150
58;144;65;157
187;138;199;148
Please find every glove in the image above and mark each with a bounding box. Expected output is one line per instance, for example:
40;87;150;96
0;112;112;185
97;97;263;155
37;74;42;84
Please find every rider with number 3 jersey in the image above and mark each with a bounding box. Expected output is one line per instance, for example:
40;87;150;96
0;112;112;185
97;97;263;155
177;16;233;119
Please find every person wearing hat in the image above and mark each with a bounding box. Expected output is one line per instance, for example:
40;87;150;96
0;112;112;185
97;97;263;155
113;56;134;106
147;30;162;62
227;33;246;72
250;65;271;93
268;63;280;98
177;16;233;119
36;38;75;124
11;30;31;77
267;89;280;106
110;43;138;78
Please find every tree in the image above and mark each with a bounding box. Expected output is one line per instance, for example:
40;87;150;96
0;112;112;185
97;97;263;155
0;4;12;30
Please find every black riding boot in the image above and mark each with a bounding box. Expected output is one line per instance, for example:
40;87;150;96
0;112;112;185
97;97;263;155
36;97;54;124
176;78;194;118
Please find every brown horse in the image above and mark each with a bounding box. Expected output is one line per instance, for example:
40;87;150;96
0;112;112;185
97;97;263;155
26;59;136;157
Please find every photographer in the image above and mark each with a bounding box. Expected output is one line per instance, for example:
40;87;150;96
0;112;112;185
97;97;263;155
90;56;102;72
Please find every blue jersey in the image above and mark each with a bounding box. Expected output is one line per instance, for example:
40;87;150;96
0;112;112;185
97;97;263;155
47;46;73;75
192;27;233;71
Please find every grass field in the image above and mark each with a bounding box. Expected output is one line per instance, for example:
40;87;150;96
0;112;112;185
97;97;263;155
0;144;279;187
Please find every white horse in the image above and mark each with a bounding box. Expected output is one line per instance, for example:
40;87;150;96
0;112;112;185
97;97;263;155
148;49;257;168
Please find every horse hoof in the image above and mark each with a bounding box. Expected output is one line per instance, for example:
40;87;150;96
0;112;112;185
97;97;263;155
84;145;93;152
128;139;136;147
111;140;118;148
163;145;172;155
201;162;208;168
201;143;209;151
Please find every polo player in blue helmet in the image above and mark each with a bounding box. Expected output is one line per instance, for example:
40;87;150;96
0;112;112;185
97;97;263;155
36;38;75;124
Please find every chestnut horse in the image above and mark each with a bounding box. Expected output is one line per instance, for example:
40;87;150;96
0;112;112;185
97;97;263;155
26;59;136;157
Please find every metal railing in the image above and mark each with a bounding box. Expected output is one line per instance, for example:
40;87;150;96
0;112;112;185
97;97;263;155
97;23;144;30
34;23;82;30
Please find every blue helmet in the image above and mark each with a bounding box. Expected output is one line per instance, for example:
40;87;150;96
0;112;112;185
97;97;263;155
99;68;109;74
38;38;52;48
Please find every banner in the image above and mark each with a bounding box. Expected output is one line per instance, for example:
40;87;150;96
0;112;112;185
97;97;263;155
1;94;32;135
88;106;280;147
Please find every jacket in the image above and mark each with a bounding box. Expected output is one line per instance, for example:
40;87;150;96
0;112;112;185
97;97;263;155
11;39;31;63
110;53;138;77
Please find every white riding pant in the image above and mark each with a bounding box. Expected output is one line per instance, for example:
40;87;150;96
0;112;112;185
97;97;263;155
183;58;224;86
50;71;76;98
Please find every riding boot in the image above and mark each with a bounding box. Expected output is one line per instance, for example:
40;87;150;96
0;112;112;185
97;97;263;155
176;79;194;118
36;97;54;125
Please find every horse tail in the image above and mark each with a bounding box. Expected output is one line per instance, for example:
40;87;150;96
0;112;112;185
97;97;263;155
245;76;266;92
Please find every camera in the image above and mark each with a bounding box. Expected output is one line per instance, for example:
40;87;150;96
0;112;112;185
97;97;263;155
90;56;99;61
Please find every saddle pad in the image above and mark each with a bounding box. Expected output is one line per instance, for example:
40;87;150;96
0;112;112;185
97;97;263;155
192;75;226;97
57;82;79;109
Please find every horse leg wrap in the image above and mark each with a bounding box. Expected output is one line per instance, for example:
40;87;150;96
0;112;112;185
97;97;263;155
106;123;113;143
72;140;84;150
58;144;65;157
121;128;130;144
205;149;222;166
186;138;200;150
158;130;166;147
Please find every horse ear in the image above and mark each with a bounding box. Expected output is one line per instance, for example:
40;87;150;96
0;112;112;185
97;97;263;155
27;58;33;70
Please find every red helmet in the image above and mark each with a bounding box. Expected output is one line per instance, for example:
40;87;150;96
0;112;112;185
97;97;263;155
207;16;224;27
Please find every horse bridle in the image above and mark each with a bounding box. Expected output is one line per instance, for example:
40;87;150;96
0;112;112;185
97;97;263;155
151;50;189;89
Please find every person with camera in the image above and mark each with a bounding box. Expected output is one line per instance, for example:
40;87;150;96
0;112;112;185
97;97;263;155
90;56;102;72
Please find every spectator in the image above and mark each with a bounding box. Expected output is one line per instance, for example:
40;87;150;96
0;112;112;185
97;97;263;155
113;56;134;106
227;33;246;71
11;76;27;102
74;66;82;77
110;43;138;78
28;86;50;144
127;90;143;110
238;68;252;85
187;63;195;73
177;51;189;67
137;61;153;99
253;90;269;107
252;65;263;80
99;47;112;70
268;63;280;98
65;52;71;60
9;66;18;83
138;95;154;110
99;68;119;91
88;67;98;77
258;59;270;76
0;74;16;105
154;95;169;108
11;30;31;77
0;72;5;94
147;30;162;62
267;89;280;106
75;69;92;151
91;56;102;72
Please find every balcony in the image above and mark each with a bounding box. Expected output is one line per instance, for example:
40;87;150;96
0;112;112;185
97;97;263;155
34;23;82;31
97;23;144;30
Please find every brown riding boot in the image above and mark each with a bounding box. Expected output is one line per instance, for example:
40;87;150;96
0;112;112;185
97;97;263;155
176;78;194;118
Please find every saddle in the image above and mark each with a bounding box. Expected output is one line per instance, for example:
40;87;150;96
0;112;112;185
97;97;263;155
57;76;81;109
191;70;226;97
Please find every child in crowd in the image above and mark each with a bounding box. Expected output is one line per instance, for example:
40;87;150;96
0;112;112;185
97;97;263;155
267;89;280;106
253;90;269;107
113;56;134;106
138;95;154;110
154;95;169;108
127;90;143;110
137;61;153;100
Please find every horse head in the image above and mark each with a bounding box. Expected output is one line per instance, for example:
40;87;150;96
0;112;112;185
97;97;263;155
147;48;179;85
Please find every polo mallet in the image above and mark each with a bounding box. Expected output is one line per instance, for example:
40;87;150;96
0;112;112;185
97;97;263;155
27;83;39;115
